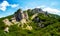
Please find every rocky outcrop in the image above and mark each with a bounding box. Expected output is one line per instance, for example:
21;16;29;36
14;9;23;21
2;8;49;32
25;25;32;30
32;16;40;23
31;13;38;20
23;12;29;20
14;9;28;21
3;19;13;26
32;8;45;14
32;8;49;16
4;27;9;33
11;17;19;24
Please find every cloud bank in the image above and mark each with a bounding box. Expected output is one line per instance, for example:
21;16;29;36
0;1;19;11
43;7;60;15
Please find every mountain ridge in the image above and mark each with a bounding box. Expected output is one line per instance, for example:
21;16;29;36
0;8;60;36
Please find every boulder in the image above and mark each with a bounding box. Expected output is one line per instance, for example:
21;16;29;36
25;25;32;30
3;19;13;26
4;27;9;33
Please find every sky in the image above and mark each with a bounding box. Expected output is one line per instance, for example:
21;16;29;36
0;0;60;18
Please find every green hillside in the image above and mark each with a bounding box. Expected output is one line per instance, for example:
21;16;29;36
0;9;60;36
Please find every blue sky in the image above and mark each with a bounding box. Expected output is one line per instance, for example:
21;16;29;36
0;0;60;18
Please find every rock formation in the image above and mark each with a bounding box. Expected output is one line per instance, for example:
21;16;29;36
32;8;45;14
14;9;27;21
11;17;19;24
4;27;9;33
14;9;23;21
3;19;13;26
31;13;38;20
2;8;49;32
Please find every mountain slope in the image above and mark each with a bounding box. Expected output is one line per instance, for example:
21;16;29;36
0;8;60;36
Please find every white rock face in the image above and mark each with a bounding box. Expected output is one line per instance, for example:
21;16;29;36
20;19;27;24
25;25;32;30
11;17;19;24
4;27;9;33
3;19;13;26
20;19;27;27
31;13;38;20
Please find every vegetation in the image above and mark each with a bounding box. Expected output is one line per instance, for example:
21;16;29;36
0;9;60;36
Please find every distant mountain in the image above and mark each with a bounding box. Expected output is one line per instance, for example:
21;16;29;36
0;8;60;36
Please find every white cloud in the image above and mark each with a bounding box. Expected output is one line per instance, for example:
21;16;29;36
0;1;19;11
43;7;60;15
36;5;60;15
10;4;19;8
36;5;46;8
0;1;9;11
